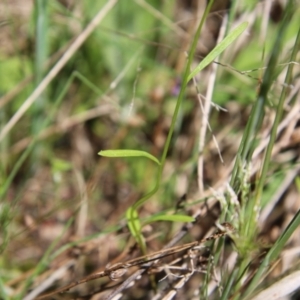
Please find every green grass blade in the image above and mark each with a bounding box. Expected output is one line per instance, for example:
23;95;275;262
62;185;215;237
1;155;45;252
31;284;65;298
236;0;296;237
220;268;239;300
231;4;296;191
187;22;248;82
31;0;49;160
126;207;142;239
34;0;48;90
254;17;300;202
145;214;195;223
296;176;300;192
126;206;147;254
99;149;161;165
242;209;300;299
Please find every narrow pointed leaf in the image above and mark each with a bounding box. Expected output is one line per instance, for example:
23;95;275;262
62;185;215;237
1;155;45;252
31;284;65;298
188;22;248;82
99;149;161;165
146;214;195;223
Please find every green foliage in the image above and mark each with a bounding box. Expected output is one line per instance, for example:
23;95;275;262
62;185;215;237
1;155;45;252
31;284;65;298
145;214;194;224
187;22;248;82
99;2;249;255
99;149;161;165
0;57;31;94
243;209;300;299
1;0;300;298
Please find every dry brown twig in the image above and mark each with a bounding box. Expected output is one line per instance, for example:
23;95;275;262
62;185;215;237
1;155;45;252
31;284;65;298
35;222;234;299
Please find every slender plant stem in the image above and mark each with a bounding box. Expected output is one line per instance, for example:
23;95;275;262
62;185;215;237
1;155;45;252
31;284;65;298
129;0;215;253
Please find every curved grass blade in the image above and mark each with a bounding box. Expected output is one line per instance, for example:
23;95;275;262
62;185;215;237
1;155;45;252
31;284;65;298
187;22;248;82
99;149;161;165
145;214;195;224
